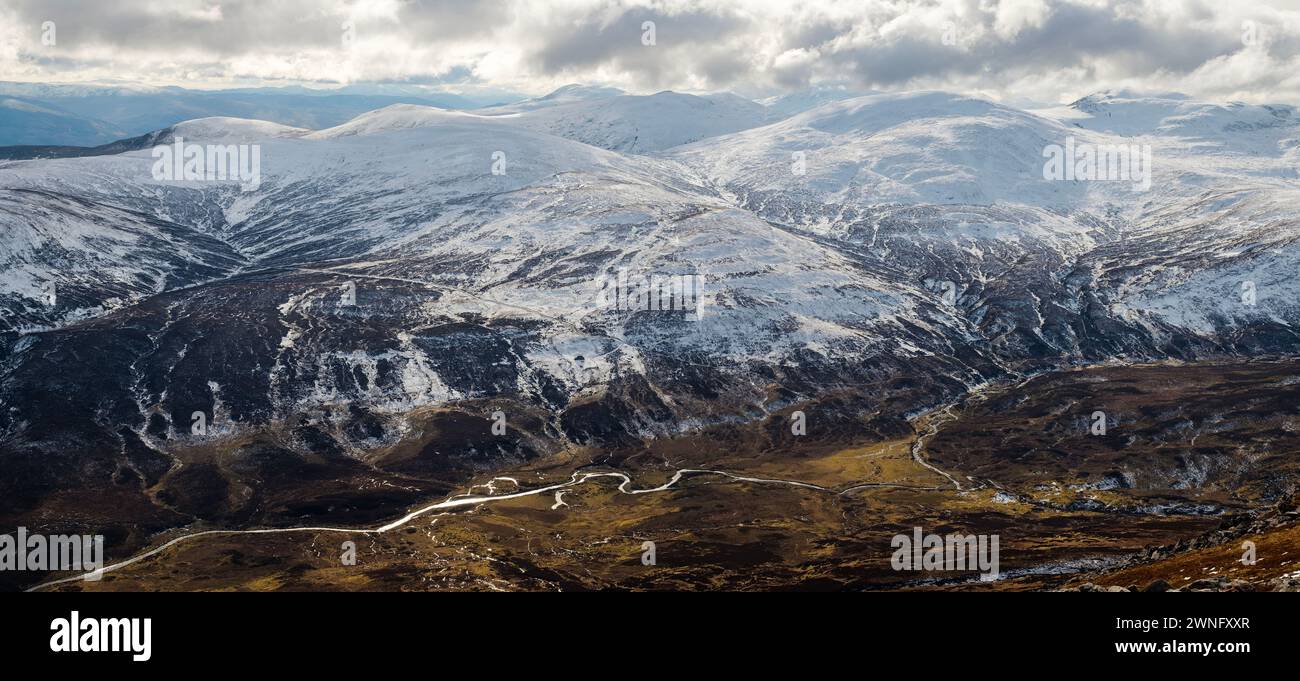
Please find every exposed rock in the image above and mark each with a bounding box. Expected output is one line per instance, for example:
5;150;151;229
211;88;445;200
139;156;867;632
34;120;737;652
1185;577;1254;592
1268;577;1300;592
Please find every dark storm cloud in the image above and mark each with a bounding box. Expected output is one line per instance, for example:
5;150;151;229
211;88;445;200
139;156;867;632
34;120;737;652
813;1;1254;90
532;6;750;88
385;0;513;42
987;2;1237;75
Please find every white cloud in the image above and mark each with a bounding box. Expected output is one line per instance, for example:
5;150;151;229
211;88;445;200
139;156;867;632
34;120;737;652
994;0;1050;39
0;0;1298;104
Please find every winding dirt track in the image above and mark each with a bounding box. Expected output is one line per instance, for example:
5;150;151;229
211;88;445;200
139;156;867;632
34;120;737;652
28;453;963;591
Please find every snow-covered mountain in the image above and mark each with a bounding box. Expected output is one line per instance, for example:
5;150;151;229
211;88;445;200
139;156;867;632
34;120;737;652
671;90;1300;359
1053;90;1299;146
2;88;1299;525
759;84;877;118
477;89;773;152
494;84;627;111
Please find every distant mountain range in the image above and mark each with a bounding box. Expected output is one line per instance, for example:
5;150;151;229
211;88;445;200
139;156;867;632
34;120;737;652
0;82;518;146
0;81;882;149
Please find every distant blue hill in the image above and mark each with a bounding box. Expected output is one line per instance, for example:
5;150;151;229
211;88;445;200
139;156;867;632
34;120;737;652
0;95;126;146
0;82;516;146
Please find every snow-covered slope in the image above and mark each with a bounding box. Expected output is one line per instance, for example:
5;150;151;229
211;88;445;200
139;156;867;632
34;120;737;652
760;85;877;118
0;105;983;457
1051;91;1297;141
495;84;626;112
478;90;772;153
0;188;245;332
305;105;484;139
2;88;1299;471
671;89;1300;359
170;117;309;143
676;91;1083;206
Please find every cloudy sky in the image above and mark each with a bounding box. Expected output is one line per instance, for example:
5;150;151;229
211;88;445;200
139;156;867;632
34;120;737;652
1;0;1299;105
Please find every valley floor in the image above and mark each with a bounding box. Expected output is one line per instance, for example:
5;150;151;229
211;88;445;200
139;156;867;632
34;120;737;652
30;360;1300;592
